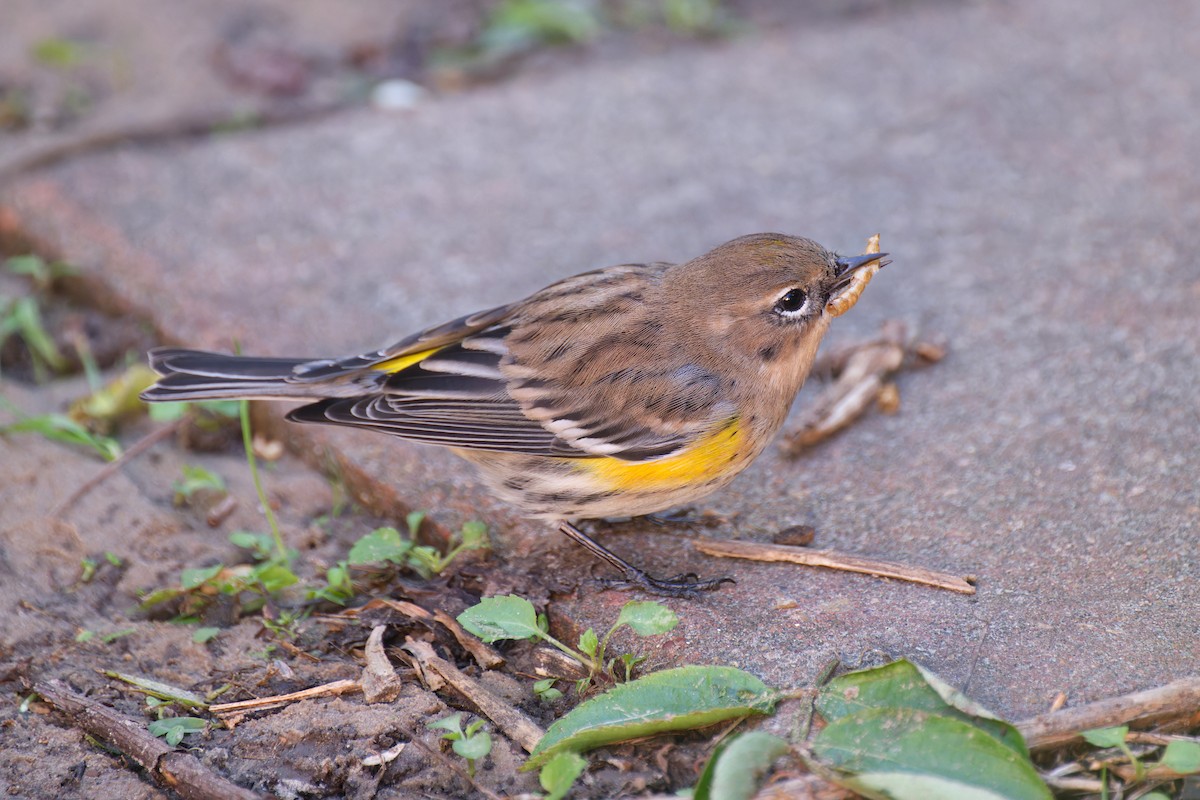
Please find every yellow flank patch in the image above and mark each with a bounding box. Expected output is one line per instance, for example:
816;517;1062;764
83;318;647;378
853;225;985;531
371;346;442;374
575;418;743;492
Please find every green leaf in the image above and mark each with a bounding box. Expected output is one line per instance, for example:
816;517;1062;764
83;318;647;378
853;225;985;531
173;464;226;501
458;595;542;643
180;564;223;589
614;600;679;636
192;627;220;644
32;38;85;68
524;665;776;770
104;671;208;708
534;679;564;702
539;751;587;800
1080;726;1128;748
148;401;189;422
812;707;1051;800
459;520;488;547
1160;739;1200;773
405;510;426;536
483;0;602;55
429;713;465;737
252;563;298;593
348;527;412;565
817;659;1028;755
453;730;493;761
693;731;789;800
578;628;599;657
229;530;273;556
147;717;207;747
2;412;119;460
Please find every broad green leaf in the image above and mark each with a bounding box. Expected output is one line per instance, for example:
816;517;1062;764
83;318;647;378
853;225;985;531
253;563;298;593
192;627;220;644
1080;726;1128;748
817;659;1028;755
812;707;1051;800
180;564;223;589
540;751;587;800
1160;739;1200;773
524;665;776;770
693;731;788;800
615;601;679;636
453;730;492;761
348;527;412;565
457;595;542;643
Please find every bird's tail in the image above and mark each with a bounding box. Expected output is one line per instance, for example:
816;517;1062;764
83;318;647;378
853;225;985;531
140;348;322;403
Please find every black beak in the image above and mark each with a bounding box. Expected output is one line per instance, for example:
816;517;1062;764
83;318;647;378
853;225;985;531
832;252;890;290
835;252;889;275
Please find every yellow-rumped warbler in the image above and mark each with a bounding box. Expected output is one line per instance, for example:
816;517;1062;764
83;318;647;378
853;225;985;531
141;233;887;594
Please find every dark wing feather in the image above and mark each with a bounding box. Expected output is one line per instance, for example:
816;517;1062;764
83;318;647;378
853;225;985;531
290;263;732;461
500;262;736;460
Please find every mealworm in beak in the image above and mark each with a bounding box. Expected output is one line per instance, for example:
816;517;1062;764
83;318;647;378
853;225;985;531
826;233;881;317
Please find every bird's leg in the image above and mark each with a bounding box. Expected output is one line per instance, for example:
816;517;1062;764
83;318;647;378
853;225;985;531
556;520;734;597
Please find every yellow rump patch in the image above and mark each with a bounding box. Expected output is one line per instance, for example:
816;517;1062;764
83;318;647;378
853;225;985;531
371;346;442;374
575;418;743;492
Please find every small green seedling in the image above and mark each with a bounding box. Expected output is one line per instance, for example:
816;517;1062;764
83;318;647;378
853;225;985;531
428;712;492;778
533;678;564;703
0;406;121;461
457;595;678;693
345;515;489;582
172;464;226;505
147;716;207;747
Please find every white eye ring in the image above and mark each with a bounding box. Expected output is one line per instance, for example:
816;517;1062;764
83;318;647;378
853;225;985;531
774;288;810;318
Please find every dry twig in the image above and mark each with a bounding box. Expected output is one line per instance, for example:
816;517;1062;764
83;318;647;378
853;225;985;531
208;678;360;725
34;678;259;800
402;637;544;753
434;609;506;670
692;537;976;594
1017;675;1200;751
781;315;946;457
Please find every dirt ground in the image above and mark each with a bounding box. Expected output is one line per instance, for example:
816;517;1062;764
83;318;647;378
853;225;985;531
0;358;725;798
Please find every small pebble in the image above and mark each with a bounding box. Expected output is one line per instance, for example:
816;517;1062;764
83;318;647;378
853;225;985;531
371;79;426;111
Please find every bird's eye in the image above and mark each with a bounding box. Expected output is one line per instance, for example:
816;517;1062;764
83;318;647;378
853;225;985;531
774;288;808;315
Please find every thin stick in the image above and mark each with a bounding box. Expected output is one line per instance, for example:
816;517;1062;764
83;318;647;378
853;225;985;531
49;419;182;518
208;678;360;717
403;638;545;753
433;609;506;670
34;678;259;800
1016;675;1200;751
691;537;976;595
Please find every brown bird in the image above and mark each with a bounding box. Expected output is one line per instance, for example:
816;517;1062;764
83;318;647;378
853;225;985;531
142;233;887;594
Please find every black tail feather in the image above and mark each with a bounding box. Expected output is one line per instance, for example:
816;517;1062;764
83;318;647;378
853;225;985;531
141;348;318;402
